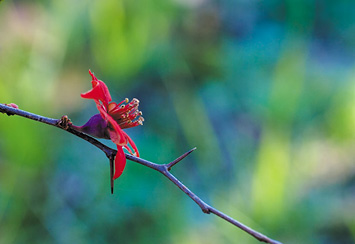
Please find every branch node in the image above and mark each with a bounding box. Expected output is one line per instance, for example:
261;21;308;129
57;115;72;130
202;207;211;214
167;147;196;171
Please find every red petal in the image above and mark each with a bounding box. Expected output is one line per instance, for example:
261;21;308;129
123;131;140;157
113;146;126;179
97;106;127;145
81;70;112;108
89;70;98;81
123;144;133;154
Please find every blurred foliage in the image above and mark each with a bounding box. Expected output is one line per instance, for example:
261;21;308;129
0;0;355;243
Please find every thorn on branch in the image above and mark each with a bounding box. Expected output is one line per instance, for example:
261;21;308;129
167;147;197;171
109;156;114;194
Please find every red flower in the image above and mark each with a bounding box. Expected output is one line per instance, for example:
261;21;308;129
76;70;143;180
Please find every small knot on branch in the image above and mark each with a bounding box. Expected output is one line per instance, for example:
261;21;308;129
57;115;72;130
202;206;211;214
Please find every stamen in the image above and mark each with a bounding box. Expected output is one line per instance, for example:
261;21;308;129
108;97;143;129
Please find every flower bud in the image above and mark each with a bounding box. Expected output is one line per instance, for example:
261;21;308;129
72;114;110;139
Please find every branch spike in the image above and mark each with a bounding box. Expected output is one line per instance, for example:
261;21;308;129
167;147;196;171
110;157;114;194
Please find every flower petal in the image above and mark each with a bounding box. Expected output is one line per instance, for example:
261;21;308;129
122;130;140;157
71;114;109;139
113;146;126;179
123;144;133;154
97;105;127;145
81;70;112;108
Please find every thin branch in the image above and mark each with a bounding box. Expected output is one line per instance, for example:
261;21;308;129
0;103;283;244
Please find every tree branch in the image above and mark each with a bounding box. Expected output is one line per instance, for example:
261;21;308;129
0;103;283;244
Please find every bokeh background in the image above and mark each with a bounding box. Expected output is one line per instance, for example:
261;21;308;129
1;0;355;243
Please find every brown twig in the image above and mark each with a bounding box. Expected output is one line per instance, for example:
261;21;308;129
0;103;283;244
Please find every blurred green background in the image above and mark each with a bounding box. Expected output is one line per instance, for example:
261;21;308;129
0;0;355;243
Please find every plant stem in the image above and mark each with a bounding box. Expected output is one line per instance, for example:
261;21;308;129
0;103;283;244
